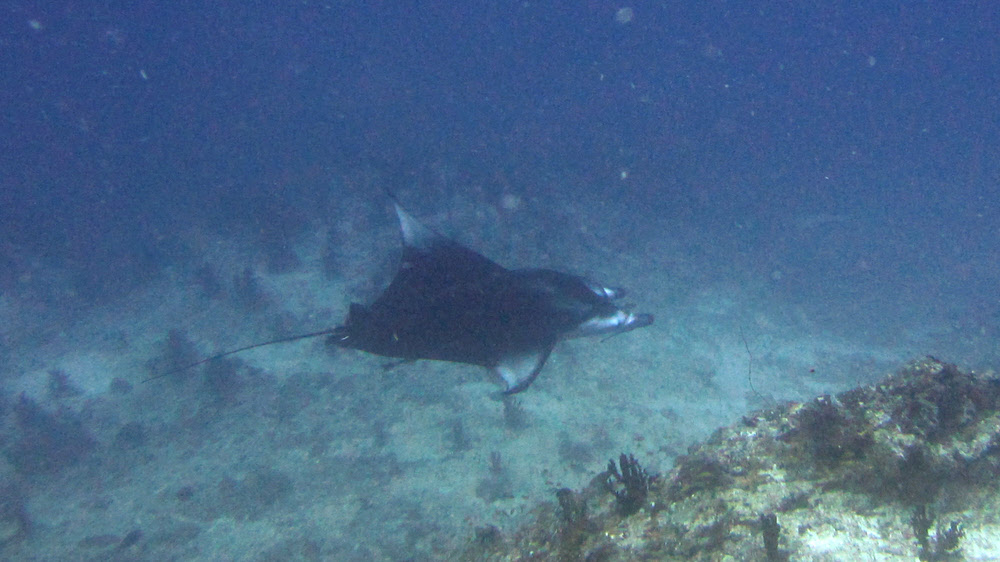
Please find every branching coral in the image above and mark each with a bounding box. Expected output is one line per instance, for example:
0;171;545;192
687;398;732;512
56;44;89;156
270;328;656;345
911;504;964;561
605;453;656;516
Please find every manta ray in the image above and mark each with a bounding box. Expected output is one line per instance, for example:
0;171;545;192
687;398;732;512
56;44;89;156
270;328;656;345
330;201;653;393
154;198;653;394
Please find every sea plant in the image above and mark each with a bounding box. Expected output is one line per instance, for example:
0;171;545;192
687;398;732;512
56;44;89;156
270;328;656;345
605;453;656;516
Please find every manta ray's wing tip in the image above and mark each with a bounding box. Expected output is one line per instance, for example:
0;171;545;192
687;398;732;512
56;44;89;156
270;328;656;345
495;344;555;395
391;199;442;250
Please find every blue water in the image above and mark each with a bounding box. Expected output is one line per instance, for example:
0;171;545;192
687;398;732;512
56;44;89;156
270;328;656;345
2;3;998;560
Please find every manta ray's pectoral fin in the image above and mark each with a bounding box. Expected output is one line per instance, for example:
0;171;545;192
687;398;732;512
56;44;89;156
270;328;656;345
495;342;556;395
393;200;443;250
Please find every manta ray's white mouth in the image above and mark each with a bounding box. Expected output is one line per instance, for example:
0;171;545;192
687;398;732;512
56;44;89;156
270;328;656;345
567;310;655;339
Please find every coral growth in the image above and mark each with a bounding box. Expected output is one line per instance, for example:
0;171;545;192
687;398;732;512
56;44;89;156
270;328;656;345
231;267;270;311
557;432;594;470
447;419;473;452
113;421;148;449
501;395;528;431
605;453;657;516
554;487;593;560
781;393;872;465
760;513;787;562
46;369;82;400
6;394;96;474
148;329;200;376
459;358;1000;560
476;451;513;503
911;504;965;561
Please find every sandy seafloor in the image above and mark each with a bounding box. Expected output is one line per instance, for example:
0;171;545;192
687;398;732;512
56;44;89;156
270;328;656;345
1;184;996;560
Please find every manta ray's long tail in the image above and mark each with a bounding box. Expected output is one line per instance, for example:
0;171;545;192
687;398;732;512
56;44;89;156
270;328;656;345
143;328;341;382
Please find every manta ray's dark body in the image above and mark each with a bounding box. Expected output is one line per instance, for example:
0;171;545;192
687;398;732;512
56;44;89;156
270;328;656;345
331;202;653;394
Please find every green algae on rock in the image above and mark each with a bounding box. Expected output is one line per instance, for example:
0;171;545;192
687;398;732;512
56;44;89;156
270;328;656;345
459;358;1000;560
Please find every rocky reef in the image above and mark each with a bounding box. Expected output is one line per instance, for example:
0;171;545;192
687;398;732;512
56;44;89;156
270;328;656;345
459;357;1000;560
